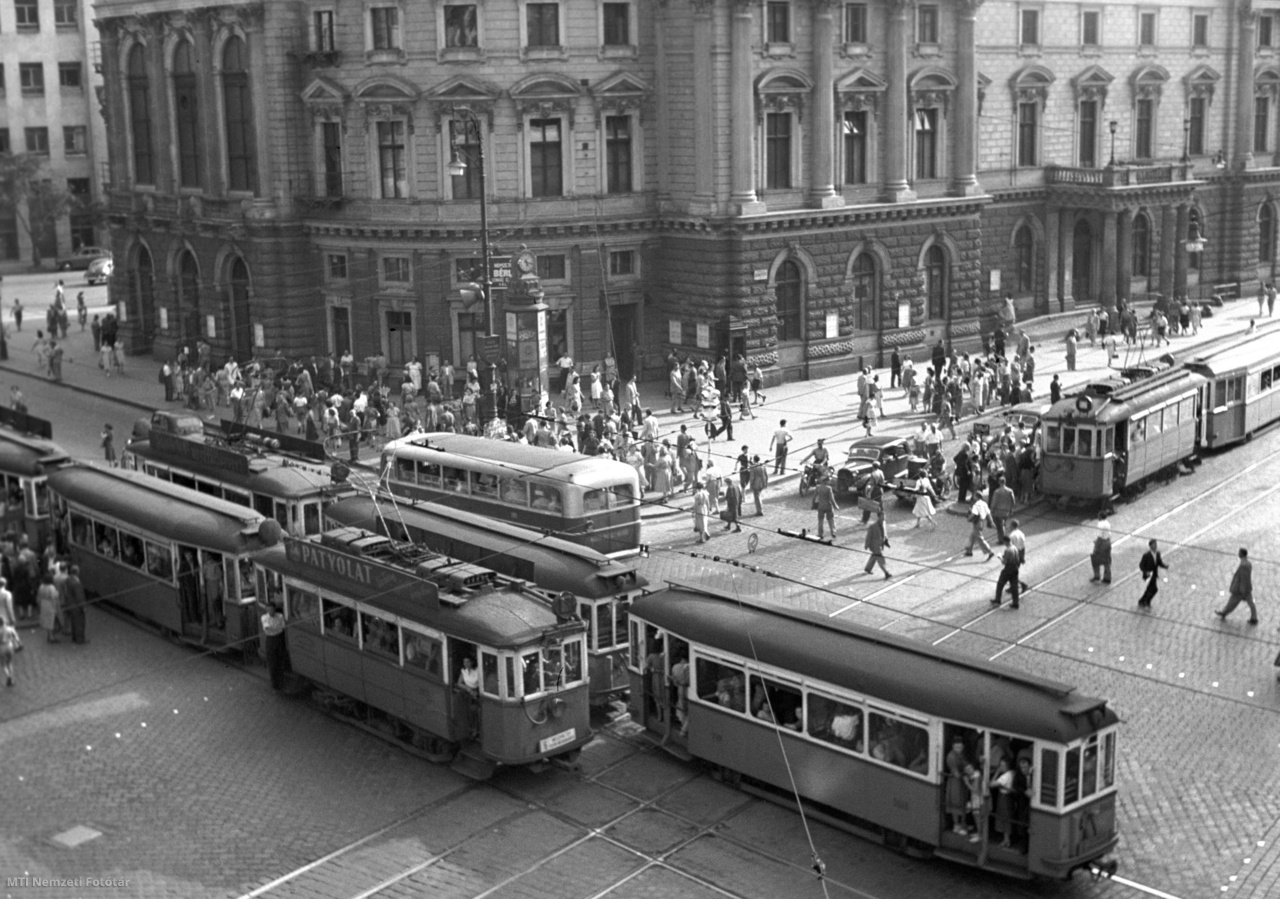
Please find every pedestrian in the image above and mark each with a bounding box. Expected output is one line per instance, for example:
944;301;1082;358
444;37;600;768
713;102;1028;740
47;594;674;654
48;340;63;382
863;400;878;436
1049;374;1062;404
37;572;60;643
12;298;22;331
1065;330;1077;372
99;339;112;376
890;349;902;389
860;464;886;525
707;394;734;441
0;577;14;629
668;362;685;414
770;419;793;475
938;394;957;439
912;478;938;528
863;513;891;578
750;363;766;405
814;476;838;541
261;600;288;690
1259;283;1268;317
1137;539;1168;609
100;423;117;466
90;314;101;352
722;474;744;532
749;455;769;516
965;495;995;560
989;476;1016;543
1215;548;1257;624
992;538;1022;609
77;292;87;330
62;565;87;644
691;481;711;543
1269;283;1277;317
1;617;19;686
161;359;175;402
1006;518;1030;594
1089;513;1113;583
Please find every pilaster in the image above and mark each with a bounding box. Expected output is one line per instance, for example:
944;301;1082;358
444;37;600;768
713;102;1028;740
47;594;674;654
808;0;842;208
881;0;916;203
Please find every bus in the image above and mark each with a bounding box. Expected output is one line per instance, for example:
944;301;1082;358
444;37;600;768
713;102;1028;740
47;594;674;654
0;426;72;546
378;433;641;557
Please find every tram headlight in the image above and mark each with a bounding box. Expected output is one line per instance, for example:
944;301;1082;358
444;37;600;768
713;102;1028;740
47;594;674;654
549;698;566;720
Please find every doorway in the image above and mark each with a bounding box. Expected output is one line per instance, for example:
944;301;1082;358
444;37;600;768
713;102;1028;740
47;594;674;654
1072;220;1094;306
228;257;253;361
610;303;637;381
134;247;156;352
331;307;350;358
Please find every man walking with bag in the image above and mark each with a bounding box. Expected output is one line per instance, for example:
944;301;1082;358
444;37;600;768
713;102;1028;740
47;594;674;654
1138;539;1168;609
863;514;891;579
1215;548;1257;624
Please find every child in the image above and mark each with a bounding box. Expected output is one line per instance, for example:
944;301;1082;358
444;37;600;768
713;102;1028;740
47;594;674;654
908;378;921;413
750;364;766;406
1;618;19;686
101;423;117;467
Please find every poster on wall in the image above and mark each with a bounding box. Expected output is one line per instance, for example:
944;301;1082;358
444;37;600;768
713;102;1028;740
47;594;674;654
669;320;682;344
696;323;710;349
825;311;838;339
506;312;518;342
989;269;1001;293
206;315;216;339
158;308;169;331
897;296;911;329
254;323;265;348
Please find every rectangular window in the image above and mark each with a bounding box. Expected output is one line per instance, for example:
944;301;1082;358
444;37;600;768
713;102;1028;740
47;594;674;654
377;121;407;199
314;10;336;52
1081;10;1100;46
537;254;567;280
1139;11;1156;47
527;3;560;47
1039;747;1060;805
603;2;630;46
1256;97;1271;154
382;256;410;283
322;121;343;196
1192;13;1209;48
1188;96;1206;155
25;127;50;155
322;598;357;642
766;2;790;43
54;0;77;26
360;612;400;661
807;691;864;752
370;7;400;50
867;710;930;774
609;250;635;276
693;655;745;713
529;118;563;197
403;629;442;676
1079;99;1098;167
1017;102;1038;166
0;206;19;261
844;3;867;43
915;108;938;179
63;126;88;156
1135;98;1154;159
765;112;792;189
58;62;82;89
15;0;38;29
19;63;44;95
844;110;868;184
1261;15;1275;48
605;115;633;194
444;4;478;48
748;673;802;728
386;310;412;367
327;254;348;280
918;5;939;43
1020;9;1040;46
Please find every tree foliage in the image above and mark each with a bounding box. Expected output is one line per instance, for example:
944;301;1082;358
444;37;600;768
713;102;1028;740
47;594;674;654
0;153;72;267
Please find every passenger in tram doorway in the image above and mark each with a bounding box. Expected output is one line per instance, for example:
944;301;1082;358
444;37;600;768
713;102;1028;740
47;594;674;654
260;601;288;690
645;639;666;722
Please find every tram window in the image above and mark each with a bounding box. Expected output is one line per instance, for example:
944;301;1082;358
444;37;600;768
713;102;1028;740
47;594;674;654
1148;409;1163;436
145;541;173;582
1102;732;1116;788
628;619;644;670
1081;738;1099;798
1130;417;1147;444
196;479;221;498
394;457;416;483
253;494;273;519
867;711;930;774
480;651;500;697
563;639;583;684
1044;425;1060;453
1076;429;1093;457
472;473;499;497
223;488;251;508
1103;427;1114;455
1039;747;1060;806
504;656;516;698
616;599;630;648
1181;397;1195;423
695;657;745;713
596;604;618;650
499;477;527;506
442;467;467;493
520;649;541;696
360;612;400;661
273;501;289;531
94;522;120;560
748;675;802;728
1063;746;1081;804
322;598;357;642
69;512;92;548
403;631;442;676
120;533;146;570
583;489;607;513
613;483;635;507
173;473;196;490
287;588;319;624
33;481;49;517
1061;427;1076;455
416;460;441;487
1167;403;1179;426
237;558;255;599
303;503;321;536
531;485;563;513
806;693;864;753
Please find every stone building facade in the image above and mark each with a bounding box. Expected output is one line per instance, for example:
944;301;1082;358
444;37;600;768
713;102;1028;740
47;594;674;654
94;0;1280;382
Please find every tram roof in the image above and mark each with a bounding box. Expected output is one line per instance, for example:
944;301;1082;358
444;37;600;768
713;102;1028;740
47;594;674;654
47;465;277;554
128;438;338;498
633;585;1117;743
1043;367;1206;427
1184;330;1280;376
324;495;647;598
253;541;574;648
0;429;71;477
383;433;638;485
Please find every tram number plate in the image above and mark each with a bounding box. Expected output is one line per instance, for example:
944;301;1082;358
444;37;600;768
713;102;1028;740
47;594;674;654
539;728;577;754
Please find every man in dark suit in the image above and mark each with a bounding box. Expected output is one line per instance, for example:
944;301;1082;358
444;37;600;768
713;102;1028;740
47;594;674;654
1138;539;1168;609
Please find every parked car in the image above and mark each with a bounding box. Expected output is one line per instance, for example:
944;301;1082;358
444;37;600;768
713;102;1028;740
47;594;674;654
86;256;114;285
834;436;913;496
55;246;111;271
131;410;206;442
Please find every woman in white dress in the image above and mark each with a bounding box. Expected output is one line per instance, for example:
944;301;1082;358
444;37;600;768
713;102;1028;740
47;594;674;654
912;478;938;528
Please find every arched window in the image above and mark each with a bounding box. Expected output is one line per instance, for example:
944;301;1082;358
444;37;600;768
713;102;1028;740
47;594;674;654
1014;226;1035;293
775;260;803;342
852;253;878;331
1261;204;1275;264
178;250;201;343
924;245;947;320
127;46;154;185
228;256;253;358
1132;213;1151;277
172;41;201;188
222;37;256;193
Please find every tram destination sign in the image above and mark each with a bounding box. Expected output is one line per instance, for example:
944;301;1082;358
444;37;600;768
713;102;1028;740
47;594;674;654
150;430;250;477
284;537;421;598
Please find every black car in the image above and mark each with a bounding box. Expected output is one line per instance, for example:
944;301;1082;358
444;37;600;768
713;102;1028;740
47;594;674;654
835;436;913;495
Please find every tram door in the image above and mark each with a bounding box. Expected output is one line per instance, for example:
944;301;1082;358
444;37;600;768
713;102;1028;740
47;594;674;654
641;626;666;731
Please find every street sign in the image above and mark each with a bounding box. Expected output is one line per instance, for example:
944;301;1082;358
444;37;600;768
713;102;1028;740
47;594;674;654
480;335;503;363
491;256;512;288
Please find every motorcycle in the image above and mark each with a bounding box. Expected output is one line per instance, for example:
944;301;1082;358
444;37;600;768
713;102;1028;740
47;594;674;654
798;462;829;496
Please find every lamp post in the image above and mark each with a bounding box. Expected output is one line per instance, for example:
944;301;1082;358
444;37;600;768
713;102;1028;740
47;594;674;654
447;107;494;340
1182;117;1191;164
1108;120;1118;166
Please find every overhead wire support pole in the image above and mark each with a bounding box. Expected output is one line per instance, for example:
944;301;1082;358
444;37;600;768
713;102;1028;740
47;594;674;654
448;106;495;338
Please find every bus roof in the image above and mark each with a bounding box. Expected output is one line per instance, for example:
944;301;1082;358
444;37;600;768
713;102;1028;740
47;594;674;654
1185;330;1280;377
324;495;647;599
383;433;638;487
634;585;1117;743
47;465;277;554
0;429;71;477
1043;367;1206;427
127;437;338;499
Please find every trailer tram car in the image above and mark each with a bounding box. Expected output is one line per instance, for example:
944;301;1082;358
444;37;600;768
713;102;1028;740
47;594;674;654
379;433;641;557
47;466;282;650
251;527;591;775
1039;366;1207;502
629;583;1120;880
1183;331;1280;449
323;494;646;703
0;427;71;546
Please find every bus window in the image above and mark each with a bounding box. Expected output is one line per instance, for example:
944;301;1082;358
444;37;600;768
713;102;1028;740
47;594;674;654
1039;747;1060;806
1102;732;1116;788
806;692;864;752
583;489;607;513
322;598;357;642
403;630;442;676
473;472;499;497
1063;745;1081;804
253;494;273;519
196;479;221;498
1076;429;1093;457
172;473;197;490
694;656;745;712
442;467;467;493
1061;427;1076;456
145;541;174;582
303;502;321;535
360;611;400;660
69;512;92;547
613;483;635;507
531;485;563;513
868;710;930;774
120;532;146;570
395;456;416;483
1044;425;1060;453
94;521;120;560
287;586;320;625
480;650;500;696
499;478;526;506
416;460;441;487
1263;368;1274;392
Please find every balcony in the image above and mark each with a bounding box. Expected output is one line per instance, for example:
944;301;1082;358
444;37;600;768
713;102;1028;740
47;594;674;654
291;172;351;211
1046;163;1196;188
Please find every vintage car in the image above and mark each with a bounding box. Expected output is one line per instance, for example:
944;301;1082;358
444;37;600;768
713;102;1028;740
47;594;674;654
55;246;111;271
835;436;913;496
967;401;1053;444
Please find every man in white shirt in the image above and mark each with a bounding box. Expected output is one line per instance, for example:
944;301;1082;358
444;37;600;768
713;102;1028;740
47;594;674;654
770;420;793;475
406;358;423;392
1006;519;1030;593
964;496;995;560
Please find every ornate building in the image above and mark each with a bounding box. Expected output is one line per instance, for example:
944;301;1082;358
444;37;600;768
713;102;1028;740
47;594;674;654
94;0;1280;381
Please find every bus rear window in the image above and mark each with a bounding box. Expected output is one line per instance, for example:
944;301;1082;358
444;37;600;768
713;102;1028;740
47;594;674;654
583;489;607;512
612;484;635;506
531;485;563;512
394;457;416;483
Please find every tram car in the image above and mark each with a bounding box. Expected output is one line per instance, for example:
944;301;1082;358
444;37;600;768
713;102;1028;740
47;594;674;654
252;526;591;776
324;494;646;703
0;427;71;546
47;465;283;650
629;582;1120;880
1183;330;1280;449
1038;366;1207;501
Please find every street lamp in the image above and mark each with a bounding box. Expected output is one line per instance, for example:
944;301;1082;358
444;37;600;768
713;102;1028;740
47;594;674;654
1108;120;1118;166
447;107;495;339
1182;117;1191;164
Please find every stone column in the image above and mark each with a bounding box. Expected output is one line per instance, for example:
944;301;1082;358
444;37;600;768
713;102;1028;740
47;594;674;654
1174;204;1190;298
148;29;174;193
1116;210;1134;304
951;0;982;196
1058;209;1075;311
243;8;271;199
881;0;916;202
730;0;765;214
1159;205;1177;301
655;0;671;208
1235;2;1258;170
1100;211;1117;311
808;0;841;207
99;26;128;189
192;11;224;194
1045;207;1060;313
690;0;716;213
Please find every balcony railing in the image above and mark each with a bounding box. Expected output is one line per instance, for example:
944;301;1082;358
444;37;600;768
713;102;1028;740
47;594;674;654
1046;163;1196;187
291;172;352;209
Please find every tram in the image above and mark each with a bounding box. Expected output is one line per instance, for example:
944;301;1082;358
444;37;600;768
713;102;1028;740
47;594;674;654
323;494;646;703
252;527;591;775
629;582;1120;880
47;465;282;650
0;426;71;546
1183;330;1280;449
378;433;641;557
